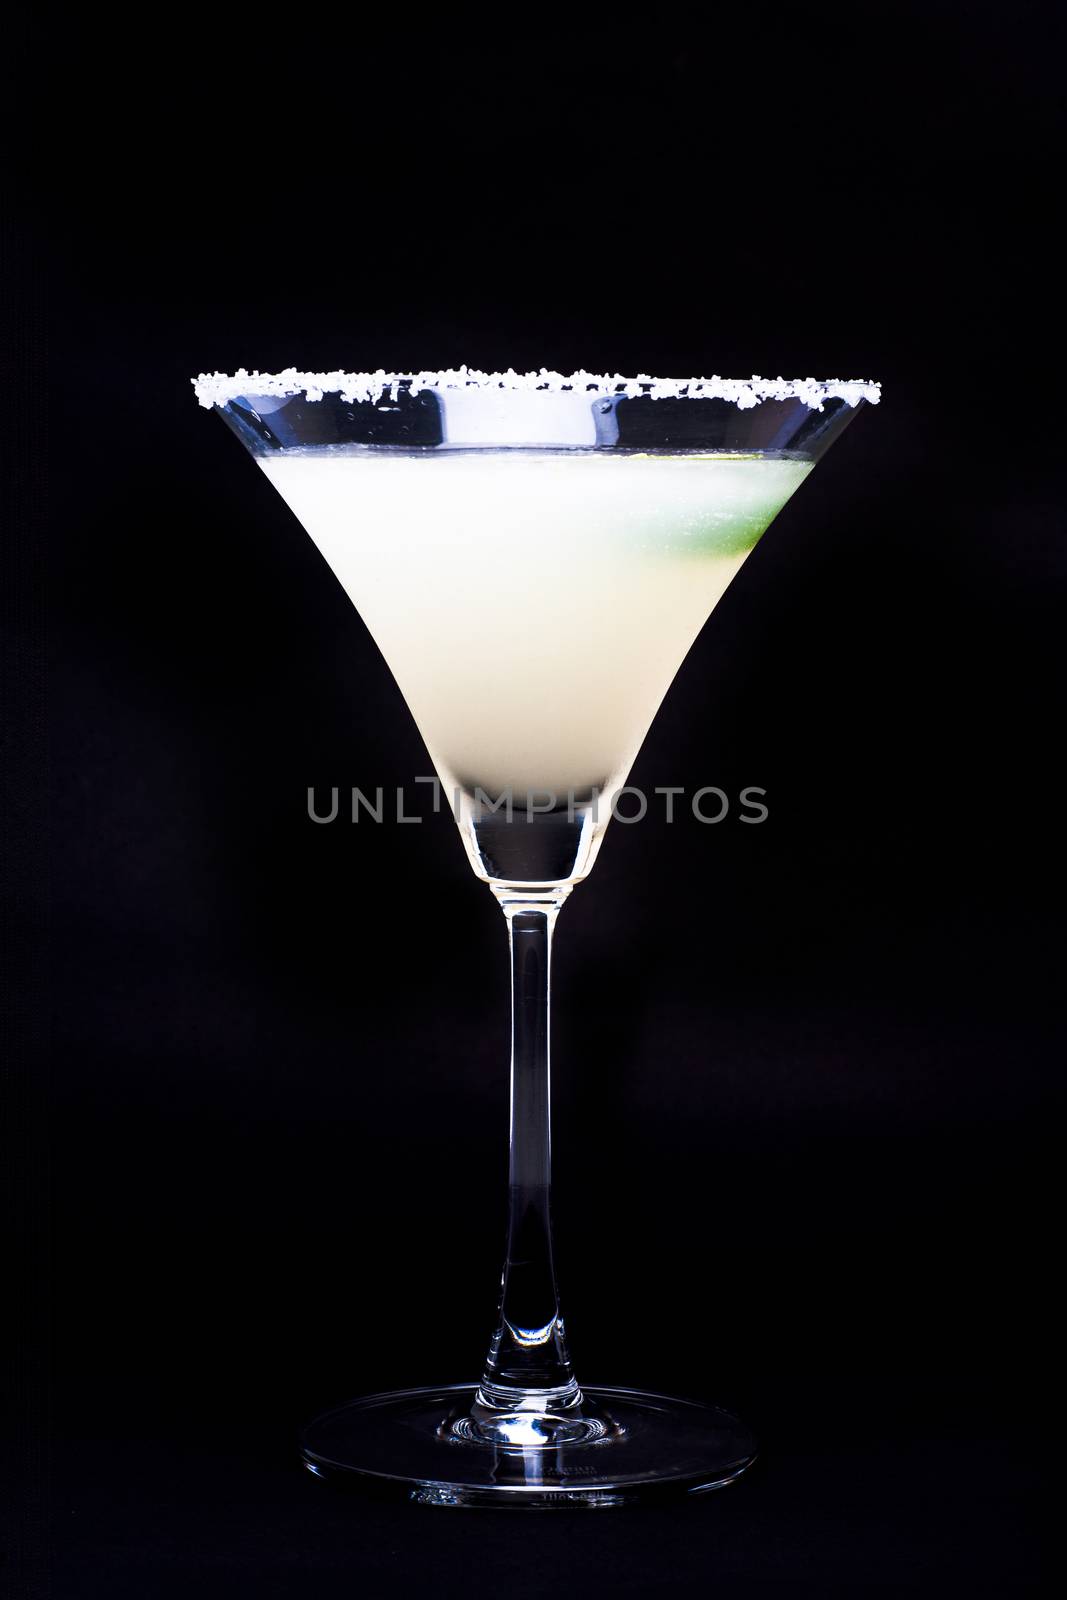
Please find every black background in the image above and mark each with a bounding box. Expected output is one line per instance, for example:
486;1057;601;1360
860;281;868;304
10;3;1063;1593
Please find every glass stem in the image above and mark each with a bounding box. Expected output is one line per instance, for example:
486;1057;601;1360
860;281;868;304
476;896;580;1413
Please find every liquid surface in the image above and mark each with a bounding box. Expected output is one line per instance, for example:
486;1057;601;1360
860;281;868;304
259;451;811;797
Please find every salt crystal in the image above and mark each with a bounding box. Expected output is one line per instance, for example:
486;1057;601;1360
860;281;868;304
191;368;882;411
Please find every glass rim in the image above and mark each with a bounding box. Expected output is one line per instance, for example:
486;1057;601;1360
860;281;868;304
192;367;882;412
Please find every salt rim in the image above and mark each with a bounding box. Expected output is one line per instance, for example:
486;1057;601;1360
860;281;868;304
192;368;881;412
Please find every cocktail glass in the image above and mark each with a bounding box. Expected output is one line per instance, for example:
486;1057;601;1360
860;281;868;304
195;368;879;1507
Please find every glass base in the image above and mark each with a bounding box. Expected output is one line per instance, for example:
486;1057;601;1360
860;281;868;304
302;1384;757;1509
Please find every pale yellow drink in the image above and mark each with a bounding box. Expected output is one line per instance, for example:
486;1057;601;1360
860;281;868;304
259;450;811;799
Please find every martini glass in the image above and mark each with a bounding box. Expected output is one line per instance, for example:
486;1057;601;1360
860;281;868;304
195;367;879;1508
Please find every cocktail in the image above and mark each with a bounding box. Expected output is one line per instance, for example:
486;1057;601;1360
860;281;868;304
195;367;879;1506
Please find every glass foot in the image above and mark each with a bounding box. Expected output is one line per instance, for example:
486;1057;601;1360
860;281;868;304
302;1384;757;1509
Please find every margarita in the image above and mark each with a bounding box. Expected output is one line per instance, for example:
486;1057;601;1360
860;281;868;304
196;368;879;1508
258;450;811;805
